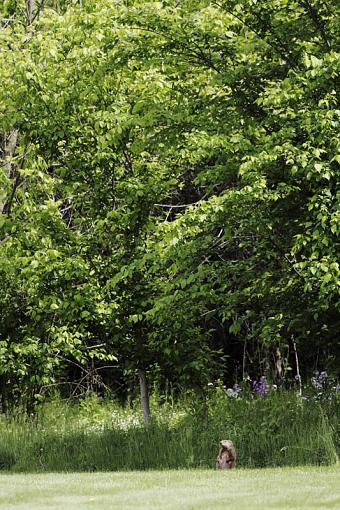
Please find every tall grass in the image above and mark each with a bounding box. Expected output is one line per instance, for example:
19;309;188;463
0;389;338;472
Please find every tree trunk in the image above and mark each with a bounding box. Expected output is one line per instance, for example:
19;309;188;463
275;347;284;381
292;337;302;397
26;0;35;25
138;369;151;425
1;131;18;214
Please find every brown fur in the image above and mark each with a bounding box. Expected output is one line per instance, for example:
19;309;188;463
216;439;236;469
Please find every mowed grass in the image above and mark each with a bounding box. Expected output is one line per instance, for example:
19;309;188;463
0;467;339;510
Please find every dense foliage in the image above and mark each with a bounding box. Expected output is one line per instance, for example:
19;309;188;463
0;0;339;409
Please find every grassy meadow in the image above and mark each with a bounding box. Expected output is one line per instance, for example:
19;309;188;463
0;467;339;510
0;386;339;472
0;388;339;509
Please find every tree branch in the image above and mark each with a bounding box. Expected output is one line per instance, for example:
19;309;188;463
2;146;28;216
299;0;331;49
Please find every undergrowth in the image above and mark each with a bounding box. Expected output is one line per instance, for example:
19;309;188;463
0;387;338;472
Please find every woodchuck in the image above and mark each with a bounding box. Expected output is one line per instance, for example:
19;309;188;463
216;439;236;469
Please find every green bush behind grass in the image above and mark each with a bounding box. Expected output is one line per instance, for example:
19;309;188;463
0;389;338;472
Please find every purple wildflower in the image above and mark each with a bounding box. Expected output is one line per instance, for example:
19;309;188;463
311;370;327;391
252;376;269;397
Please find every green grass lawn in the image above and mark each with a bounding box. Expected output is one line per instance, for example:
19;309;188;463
0;467;339;510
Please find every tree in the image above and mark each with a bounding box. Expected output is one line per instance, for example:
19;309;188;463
0;0;339;412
